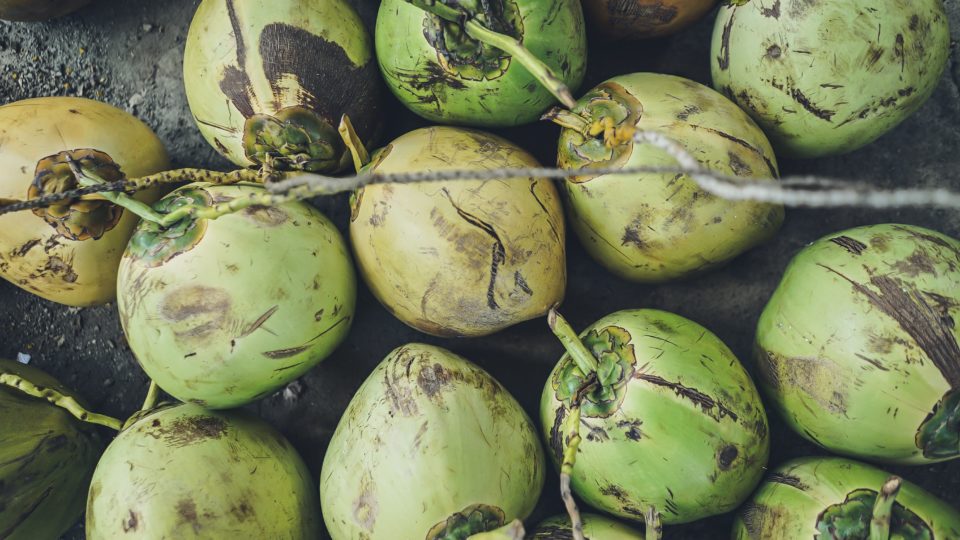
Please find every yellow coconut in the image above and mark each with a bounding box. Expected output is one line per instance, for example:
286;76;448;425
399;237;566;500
0;97;169;306
350;126;565;337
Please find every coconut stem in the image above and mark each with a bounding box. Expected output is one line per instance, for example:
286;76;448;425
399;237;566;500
466;520;525;540
542;107;590;134
126;167;269;190
404;0;575;108
560;403;586;540
140;380;160;412
0;373;122;431
548;308;599;376
644;506;662;540
338;114;371;172
869;476;902;540
68;159;167;225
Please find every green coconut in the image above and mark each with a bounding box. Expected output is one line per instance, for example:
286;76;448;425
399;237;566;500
183;0;382;172
0;359;103;540
350;126;566;337
320;343;545;539
117;182;356;409
549;72;783;283
86;403;320;539
375;0;586;126
711;0;950;158
755;223;960;463
733;457;960;539
540;309;769;526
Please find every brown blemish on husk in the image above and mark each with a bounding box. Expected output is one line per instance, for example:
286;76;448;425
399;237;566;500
160;286;232;342
617;419;643;440
142;414;228;447
604;0;678;31
549;405;567;462
352;472;378;531
636;373;739;421
717;445;738;470
176;499;201;533
439;187;506;311
243;205;288;227
768;472;809;490
739;502;785;539
258;23;382;146
820;265;960;387
229;499;255;522
716;8;736;70
756;348;848;414
891;249;938;277
760;0;780;18
829;235;868;255
122;509;141;532
11;239;40;258
219;0;254;117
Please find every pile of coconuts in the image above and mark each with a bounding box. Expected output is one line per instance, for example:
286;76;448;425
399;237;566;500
0;0;957;538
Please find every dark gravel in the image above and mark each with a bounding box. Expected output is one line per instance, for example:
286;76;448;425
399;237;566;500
0;0;958;538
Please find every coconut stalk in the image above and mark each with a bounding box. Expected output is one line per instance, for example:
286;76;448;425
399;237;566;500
0;371;121;430
870;477;902;540
547;308;663;540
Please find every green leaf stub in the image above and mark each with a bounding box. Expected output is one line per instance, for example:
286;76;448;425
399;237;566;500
557;82;643;181
242;107;341;172
552;325;636;418
125;188;212;267
426;504;506;540
916;389;960;459
421;0;523;82
815;488;933;539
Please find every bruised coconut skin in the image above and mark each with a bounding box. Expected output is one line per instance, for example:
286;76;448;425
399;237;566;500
0;359;102;540
0;0;89;21
711;0;950;159
0;97;169;307
583;0;716;40
755;224;960;464
117;182;356;409
350;127;565;337
529;513;644;539
320;344;545;540
733;457;960;539
541;309;769;525
376;0;586;126
556;73;783;283
86;403;320;539
183;0;382;173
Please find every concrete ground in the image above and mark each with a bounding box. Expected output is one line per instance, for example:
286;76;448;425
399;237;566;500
0;0;958;537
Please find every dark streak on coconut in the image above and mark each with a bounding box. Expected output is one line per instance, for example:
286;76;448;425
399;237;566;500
829;235;868;255
549;405;566;462
716;8;736;70
176;499;201;533
768;472;809;490
760;0;781;18
820;265;960;387
636;372;739;421
440;188;505;310
718;445;738;469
